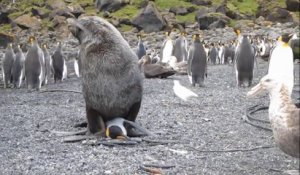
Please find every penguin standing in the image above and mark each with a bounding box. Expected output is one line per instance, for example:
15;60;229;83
41;43;51;85
52;41;67;82
2;43;15;88
161;31;174;63
234;29;255;87
173;31;188;62
209;43;218;65
187;34;207;87
135;34;146;60
218;42;225;64
268;34;294;96
25;36;45;90
11;44;25;88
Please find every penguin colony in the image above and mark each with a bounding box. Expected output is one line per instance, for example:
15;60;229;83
1;36;68;90
0;16;298;141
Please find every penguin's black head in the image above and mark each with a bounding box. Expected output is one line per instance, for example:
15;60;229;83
192;34;200;41
165;30;171;37
233;28;241;36
210;43;214;46
280;33;293;43
28;36;36;44
42;43;48;49
106;125;127;139
137;34;142;39
180;31;187;36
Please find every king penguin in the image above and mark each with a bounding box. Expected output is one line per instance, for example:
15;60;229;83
25;36;45;90
173;31;188;62
161;31;174;63
187;34;207;87
11;44;25;88
234;29;255;87
209;43;218;65
268;34;294;96
74;50;81;78
52;41;67;82
2;43;15;88
135;34;146;60
41;43;51;85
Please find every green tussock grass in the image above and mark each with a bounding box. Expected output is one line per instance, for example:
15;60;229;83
111;5;139;19
155;0;198;10
0;24;12;32
119;24;132;32
176;11;196;23
41;19;52;29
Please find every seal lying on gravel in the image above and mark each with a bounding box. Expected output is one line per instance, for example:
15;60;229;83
66;16;144;140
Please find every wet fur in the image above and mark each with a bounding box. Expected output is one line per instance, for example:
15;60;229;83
68;16;143;135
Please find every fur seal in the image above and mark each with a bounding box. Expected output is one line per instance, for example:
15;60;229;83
52;41;67;83
68;16;143;137
139;55;176;78
187;34;207;87
234;29;255;87
11;44;25;88
2;43;15;88
24;36;45;90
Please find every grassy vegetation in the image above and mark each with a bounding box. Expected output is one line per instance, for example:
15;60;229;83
119;24;132;32
41;19;52;30
176;11;197;23
0;24;12;32
155;0;198;10
111;5;140;19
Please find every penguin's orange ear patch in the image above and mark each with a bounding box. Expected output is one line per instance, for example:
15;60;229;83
234;28;241;36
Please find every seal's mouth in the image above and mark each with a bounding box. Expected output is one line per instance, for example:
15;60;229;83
247;83;263;97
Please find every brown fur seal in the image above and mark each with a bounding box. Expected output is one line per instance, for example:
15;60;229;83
67;16;143;137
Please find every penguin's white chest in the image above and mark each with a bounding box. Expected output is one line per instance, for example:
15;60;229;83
268;45;294;95
162;40;173;63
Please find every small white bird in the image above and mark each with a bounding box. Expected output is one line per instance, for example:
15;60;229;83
173;80;198;101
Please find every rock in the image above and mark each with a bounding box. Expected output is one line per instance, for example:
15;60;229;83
103;11;111;18
49;8;75;20
190;0;212;6
286;0;300;12
0;32;14;48
216;3;243;20
0;11;11;24
196;12;229;30
169;6;189;15
95;0;130;13
266;7;293;23
51;15;66;28
208;19;227;29
67;4;85;18
51;16;69;39
132;2;167;33
46;0;67;10
119;18;131;25
13;14;41;29
195;7;211;18
31;7;50;19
